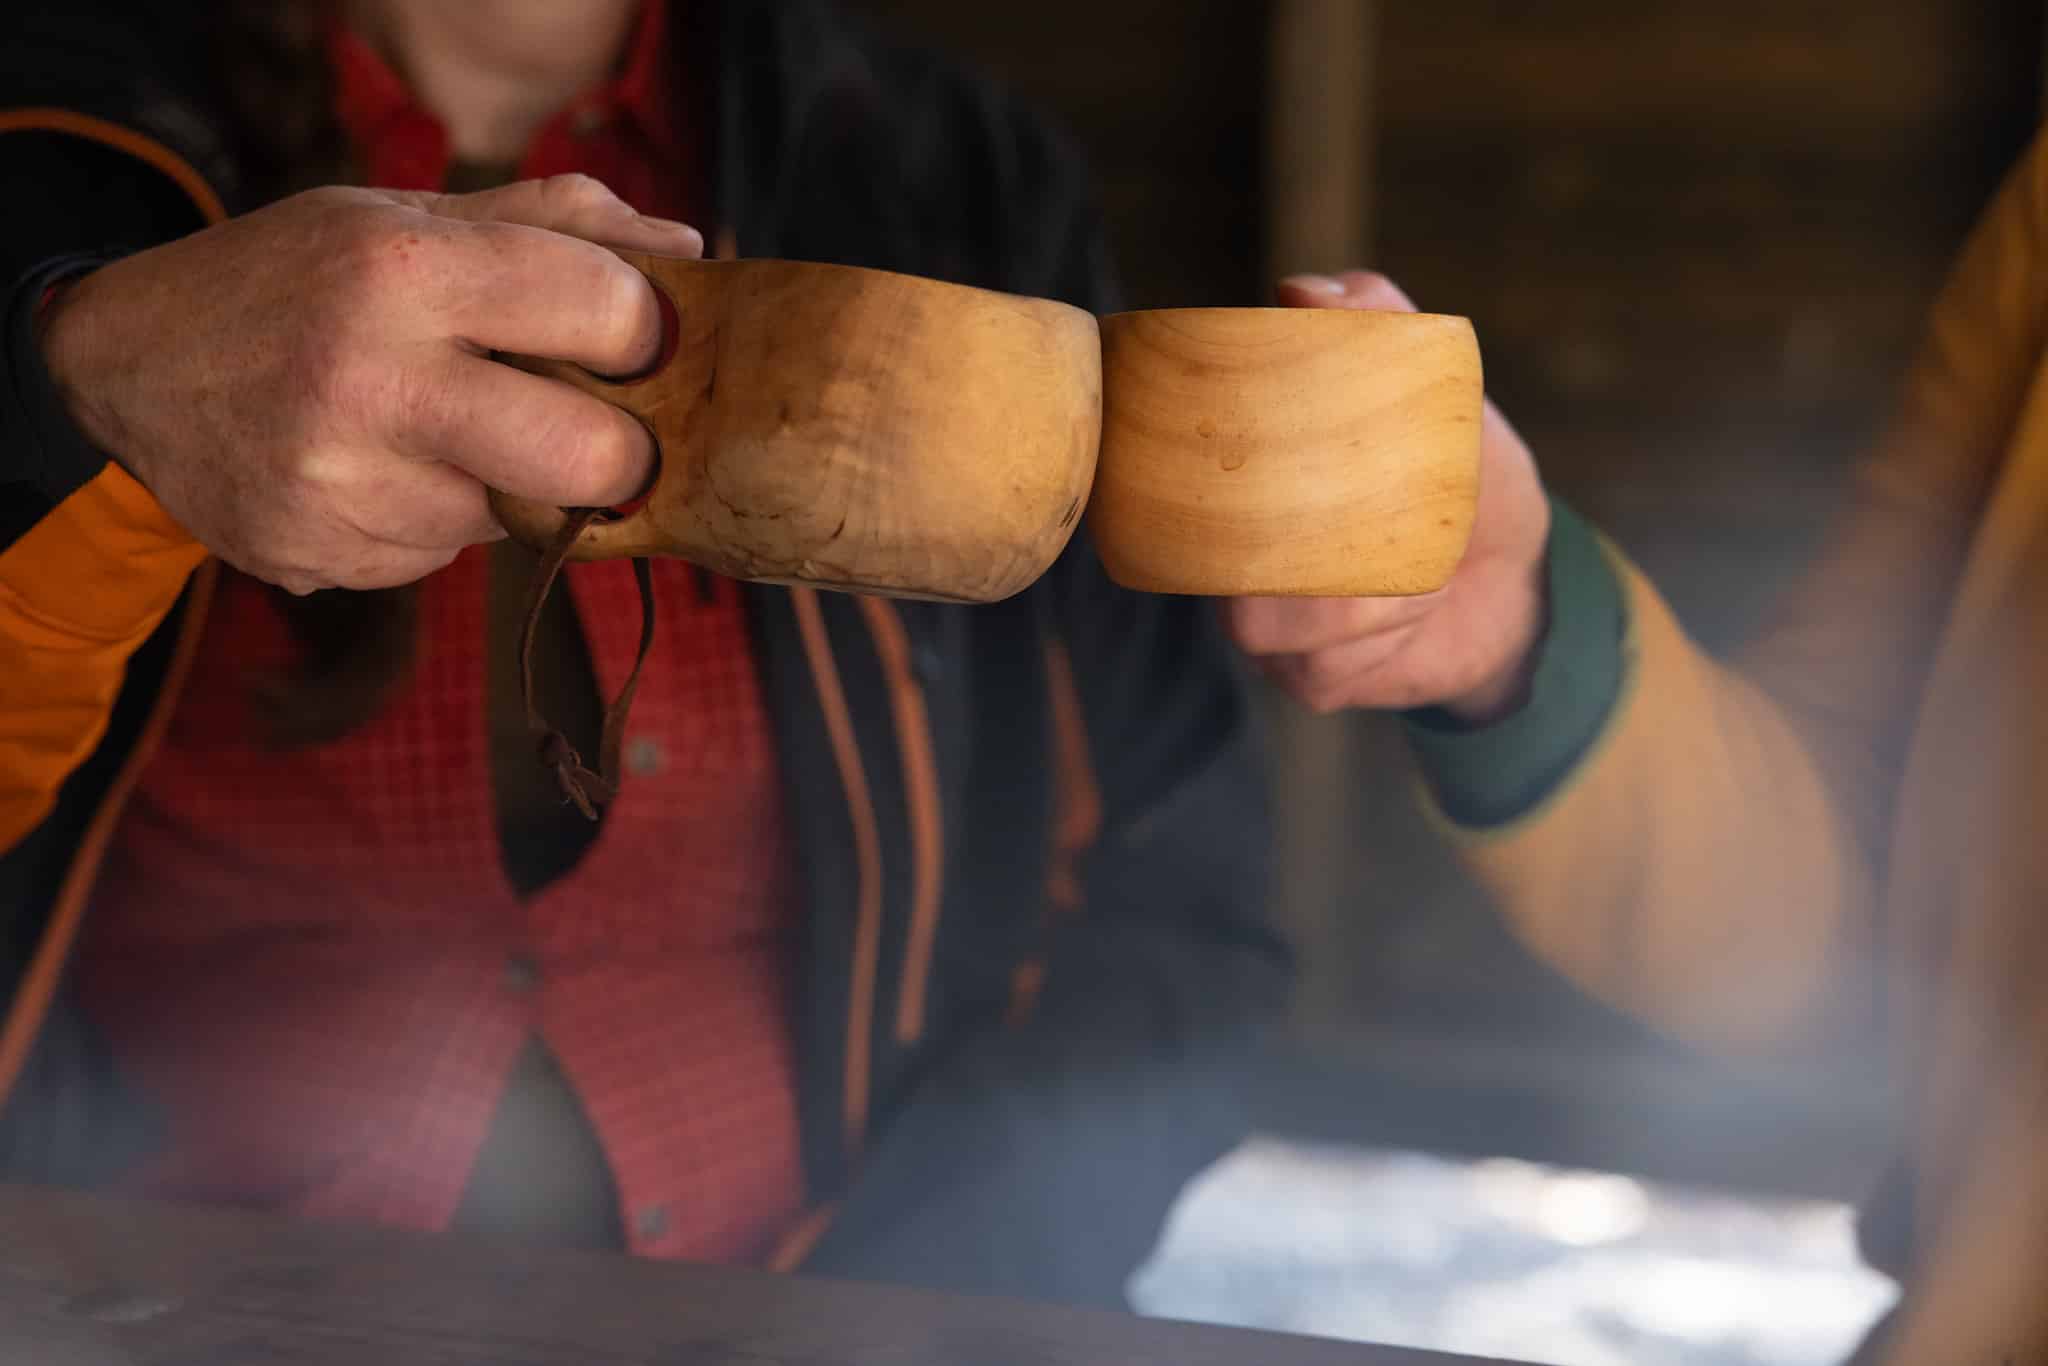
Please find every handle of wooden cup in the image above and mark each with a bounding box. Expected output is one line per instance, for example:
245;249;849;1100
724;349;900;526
489;490;664;560
486;252;683;562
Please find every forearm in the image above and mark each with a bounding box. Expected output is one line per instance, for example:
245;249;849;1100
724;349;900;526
1407;508;1878;1058
1404;134;2048;1058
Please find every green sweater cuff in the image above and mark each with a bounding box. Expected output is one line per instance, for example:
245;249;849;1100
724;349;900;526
1403;497;1627;829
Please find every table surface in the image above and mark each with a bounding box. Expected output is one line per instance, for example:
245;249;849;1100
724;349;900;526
0;1183;1530;1365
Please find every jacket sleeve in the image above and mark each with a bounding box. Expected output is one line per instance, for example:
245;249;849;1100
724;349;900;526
1405;130;2048;1060
794;90;1290;1310
2;5;227;851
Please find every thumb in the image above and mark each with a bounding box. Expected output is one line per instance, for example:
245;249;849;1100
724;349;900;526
1275;269;1419;314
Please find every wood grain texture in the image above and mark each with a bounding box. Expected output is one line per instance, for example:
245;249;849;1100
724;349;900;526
495;254;1484;602
492;253;1103;604
1091;307;1482;596
0;1184;1523;1365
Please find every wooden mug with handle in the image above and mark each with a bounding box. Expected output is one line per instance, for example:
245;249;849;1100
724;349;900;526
489;251;1483;601
488;251;1480;810
490;251;1105;604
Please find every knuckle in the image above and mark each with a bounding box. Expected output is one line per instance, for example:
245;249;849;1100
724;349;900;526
596;252;651;319
566;411;642;501
387;355;459;438
331;210;456;312
331;215;411;291
543;172;617;214
588;261;656;364
289;185;366;220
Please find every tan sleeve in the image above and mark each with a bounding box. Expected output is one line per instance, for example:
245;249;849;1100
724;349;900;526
1445;129;2048;1059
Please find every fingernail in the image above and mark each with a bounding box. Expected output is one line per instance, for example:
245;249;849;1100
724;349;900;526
1343;271;1415;310
1280;274;1345;296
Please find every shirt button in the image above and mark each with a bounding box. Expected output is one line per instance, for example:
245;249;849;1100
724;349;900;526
625;736;666;776
636;1205;670;1240
502;954;540;993
570;106;609;138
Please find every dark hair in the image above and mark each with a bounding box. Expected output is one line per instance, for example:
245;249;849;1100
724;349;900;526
210;3;424;745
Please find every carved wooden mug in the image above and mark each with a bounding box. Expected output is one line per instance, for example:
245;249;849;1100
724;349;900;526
488;251;1484;601
489;252;1481;813
490;251;1104;603
1090;305;1482;597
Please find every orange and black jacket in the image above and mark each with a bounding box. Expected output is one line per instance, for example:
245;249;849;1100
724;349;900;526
0;0;1291;1309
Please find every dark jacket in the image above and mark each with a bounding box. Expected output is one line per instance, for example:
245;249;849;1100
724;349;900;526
0;0;1289;1311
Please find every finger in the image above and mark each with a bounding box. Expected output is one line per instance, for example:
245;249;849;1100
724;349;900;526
393;351;657;508
353;458;506;552
1275;270;1419;314
1223;592;1438;657
430;220;669;377
410;174;705;258
1260;625;1430;714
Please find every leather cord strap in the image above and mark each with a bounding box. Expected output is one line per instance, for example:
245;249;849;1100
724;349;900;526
519;508;657;819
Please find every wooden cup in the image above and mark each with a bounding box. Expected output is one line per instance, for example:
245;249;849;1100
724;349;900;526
1089;306;1483;597
490;252;1103;603
491;255;1483;603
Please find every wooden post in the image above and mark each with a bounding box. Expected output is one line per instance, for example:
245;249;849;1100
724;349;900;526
1262;0;1380;1033
1267;0;1378;276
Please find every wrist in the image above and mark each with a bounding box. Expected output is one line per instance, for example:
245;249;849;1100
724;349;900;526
1402;496;1629;828
36;264;135;468
1440;557;1550;725
6;254;140;505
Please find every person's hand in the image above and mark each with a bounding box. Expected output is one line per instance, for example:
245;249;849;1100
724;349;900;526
38;174;701;593
1223;271;1552;722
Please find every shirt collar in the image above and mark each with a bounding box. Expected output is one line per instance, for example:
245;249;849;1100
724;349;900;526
328;1;676;188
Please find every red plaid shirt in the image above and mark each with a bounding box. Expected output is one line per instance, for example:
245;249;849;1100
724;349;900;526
74;1;807;1265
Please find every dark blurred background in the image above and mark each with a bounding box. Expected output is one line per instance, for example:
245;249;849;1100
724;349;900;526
848;0;2042;1209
